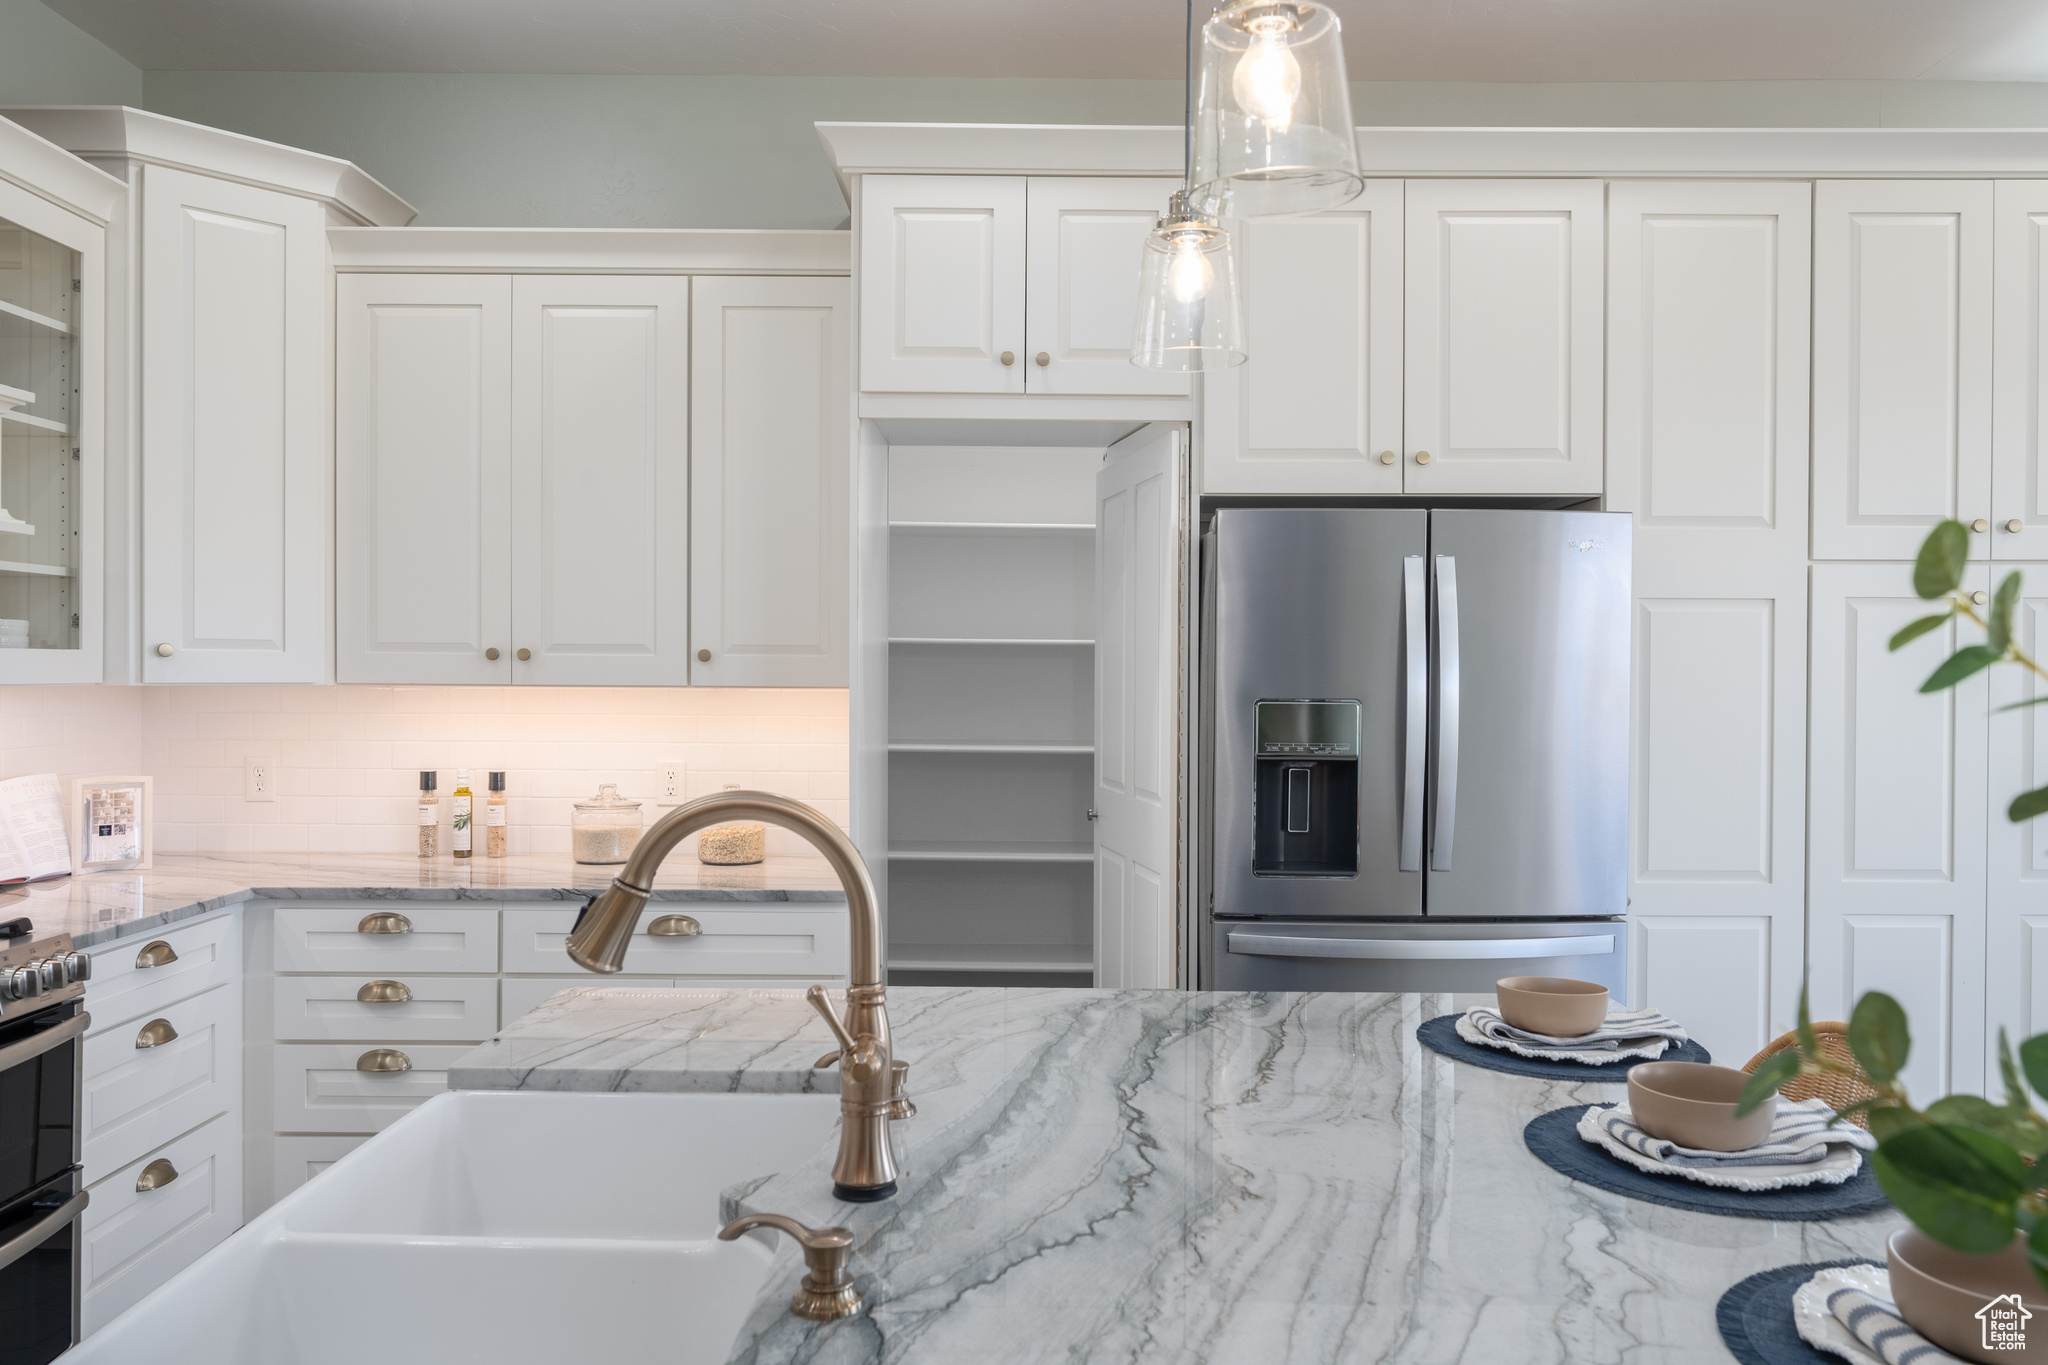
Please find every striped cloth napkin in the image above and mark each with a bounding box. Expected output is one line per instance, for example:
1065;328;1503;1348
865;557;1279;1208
1808;1267;1968;1365
1457;1004;1690;1063
1584;1095;1875;1170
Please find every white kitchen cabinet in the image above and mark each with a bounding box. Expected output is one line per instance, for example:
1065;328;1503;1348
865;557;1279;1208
82;983;240;1180
861;175;1024;395
271;974;499;1043
335;274;512;684
1809;562;1991;1099
1403;178;1605;497
690;276;850;685
510;275;692;685
270;1042;475;1134
82;1112;242;1335
1813;180;1995;562
1200;181;1404;495
1993;184;2048;561
1985;565;2048;1078
1605;181;1813;1065
1024;178;1187;397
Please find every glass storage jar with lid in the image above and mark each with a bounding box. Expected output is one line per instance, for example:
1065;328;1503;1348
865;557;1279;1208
571;782;642;865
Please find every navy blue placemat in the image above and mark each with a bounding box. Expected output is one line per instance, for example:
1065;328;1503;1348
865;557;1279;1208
1717;1259;1886;1365
1417;1012;1711;1080
1524;1104;1893;1221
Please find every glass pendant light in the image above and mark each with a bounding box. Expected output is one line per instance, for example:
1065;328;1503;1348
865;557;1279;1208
1189;2;1365;219
1132;0;1247;372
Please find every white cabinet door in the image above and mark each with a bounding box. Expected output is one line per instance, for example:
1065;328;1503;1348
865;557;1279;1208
1094;423;1184;989
1403;179;1604;497
1809;562;1990;1099
1606;181;1813;1065
1023;177;1185;397
1986;564;2048;1088
859;175;1025;395
510;276;690;685
1993;183;2048;562
1200;180;1403;495
335;275;512;684
1813;180;1994;561
690;276;850;686
140;165;328;682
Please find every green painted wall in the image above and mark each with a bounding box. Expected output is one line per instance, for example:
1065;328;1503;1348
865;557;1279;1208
0;0;140;105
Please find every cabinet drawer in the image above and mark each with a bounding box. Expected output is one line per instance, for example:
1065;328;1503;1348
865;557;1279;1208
501;905;849;979
82;1112;242;1335
272;903;499;974
272;1043;473;1134
272;975;498;1042
272;1135;370;1204
87;913;240;1029
82;984;240;1184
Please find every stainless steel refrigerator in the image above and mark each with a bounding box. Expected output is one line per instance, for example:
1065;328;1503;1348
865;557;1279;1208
1201;507;1632;993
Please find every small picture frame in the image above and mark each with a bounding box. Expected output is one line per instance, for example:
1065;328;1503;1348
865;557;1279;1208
67;775;151;872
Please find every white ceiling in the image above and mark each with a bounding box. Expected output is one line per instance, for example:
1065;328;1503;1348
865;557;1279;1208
38;0;2048;82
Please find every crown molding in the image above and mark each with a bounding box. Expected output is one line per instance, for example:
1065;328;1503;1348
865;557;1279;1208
327;226;850;273
0;113;125;225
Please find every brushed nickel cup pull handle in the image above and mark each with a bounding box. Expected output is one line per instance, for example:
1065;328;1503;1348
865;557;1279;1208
357;979;412;1004
356;1048;412;1073
357;912;413;935
135;940;177;969
648;914;701;937
134;1018;177;1049
135;1159;178;1192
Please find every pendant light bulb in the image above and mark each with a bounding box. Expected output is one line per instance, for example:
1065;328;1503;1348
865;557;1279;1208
1232;18;1301;134
1131;191;1246;372
1167;231;1216;304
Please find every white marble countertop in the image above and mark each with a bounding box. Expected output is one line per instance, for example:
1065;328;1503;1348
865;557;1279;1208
6;852;846;948
452;985;1899;1364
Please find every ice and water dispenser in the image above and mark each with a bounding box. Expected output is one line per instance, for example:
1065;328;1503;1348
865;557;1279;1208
1251;700;1360;878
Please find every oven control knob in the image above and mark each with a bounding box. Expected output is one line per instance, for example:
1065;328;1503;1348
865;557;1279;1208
5;965;42;1000
61;951;90;982
35;958;67;990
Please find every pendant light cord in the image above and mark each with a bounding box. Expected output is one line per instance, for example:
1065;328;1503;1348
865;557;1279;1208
1182;0;1195;191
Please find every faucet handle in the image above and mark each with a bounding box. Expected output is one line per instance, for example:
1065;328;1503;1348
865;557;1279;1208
806;984;883;1082
718;1213;863;1320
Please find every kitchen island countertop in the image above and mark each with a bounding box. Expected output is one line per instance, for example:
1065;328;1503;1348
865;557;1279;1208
453;985;1898;1363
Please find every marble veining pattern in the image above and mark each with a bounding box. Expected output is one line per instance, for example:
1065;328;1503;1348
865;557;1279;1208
6;851;845;947
453;986;1899;1363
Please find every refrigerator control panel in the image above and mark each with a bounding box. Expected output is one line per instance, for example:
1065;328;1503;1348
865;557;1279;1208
1252;700;1360;877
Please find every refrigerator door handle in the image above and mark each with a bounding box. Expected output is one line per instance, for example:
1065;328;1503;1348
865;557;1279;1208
1400;555;1426;871
1226;931;1616;961
1432;554;1460;871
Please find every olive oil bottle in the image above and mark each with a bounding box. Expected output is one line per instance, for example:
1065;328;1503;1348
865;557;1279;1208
451;770;473;859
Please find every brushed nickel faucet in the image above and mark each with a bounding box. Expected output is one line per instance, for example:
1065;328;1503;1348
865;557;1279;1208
565;790;899;1202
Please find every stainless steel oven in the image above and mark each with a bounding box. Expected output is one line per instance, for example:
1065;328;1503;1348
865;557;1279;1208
0;921;91;1364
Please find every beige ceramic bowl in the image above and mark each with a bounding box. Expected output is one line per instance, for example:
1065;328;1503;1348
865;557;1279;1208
1888;1227;2046;1362
1494;976;1609;1037
1624;1061;1775;1152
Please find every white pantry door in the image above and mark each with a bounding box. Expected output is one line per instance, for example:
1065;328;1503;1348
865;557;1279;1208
1094;423;1185;989
509;276;690;686
1200;179;1404;496
1992;183;2048;562
1812;180;1994;561
140;165;328;682
1022;177;1185;397
335;274;513;684
689;275;850;686
1809;562;1990;1100
1403;178;1604;497
858;175;1025;395
1986;564;2048;1081
1605;180;1813;1066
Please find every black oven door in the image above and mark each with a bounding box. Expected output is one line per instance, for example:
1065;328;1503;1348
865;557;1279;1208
0;999;84;1211
0;1168;84;1365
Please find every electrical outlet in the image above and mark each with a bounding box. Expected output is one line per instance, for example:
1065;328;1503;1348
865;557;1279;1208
244;757;275;802
662;765;682;799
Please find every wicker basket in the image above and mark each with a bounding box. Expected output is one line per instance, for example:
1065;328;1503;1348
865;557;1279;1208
1741;1022;1880;1128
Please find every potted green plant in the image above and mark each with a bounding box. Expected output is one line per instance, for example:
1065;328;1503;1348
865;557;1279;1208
1738;519;2048;1360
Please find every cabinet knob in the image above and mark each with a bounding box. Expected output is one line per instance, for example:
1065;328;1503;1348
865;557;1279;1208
134;940;178;969
485;647;500;661
356;1048;412;1073
154;643;173;657
1973;590;1991;605
1971;518;1990;534
516;648;531;662
1414;451;1432;466
999;351;1015;367
134;1017;178;1049
357;979;413;1004
135;1158;178;1193
1035;352;1050;367
2007;519;2025;534
698;648;712;663
357;912;412;935
1378;451;1396;466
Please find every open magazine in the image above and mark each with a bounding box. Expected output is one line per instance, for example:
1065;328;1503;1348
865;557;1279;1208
0;773;74;883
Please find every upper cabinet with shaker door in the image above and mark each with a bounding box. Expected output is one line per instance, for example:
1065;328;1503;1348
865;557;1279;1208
690;276;850;686
1403;179;1606;498
858;174;1183;397
0;107;416;684
1812;181;1994;562
1993;183;2048;561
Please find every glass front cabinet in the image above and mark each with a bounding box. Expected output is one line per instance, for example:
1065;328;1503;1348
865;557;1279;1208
0;118;111;681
